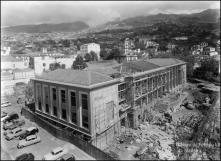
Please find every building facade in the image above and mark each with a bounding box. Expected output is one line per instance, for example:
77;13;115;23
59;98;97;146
124;38;134;55
115;59;187;129
32;70;120;150
80;43;101;60
32;58;187;150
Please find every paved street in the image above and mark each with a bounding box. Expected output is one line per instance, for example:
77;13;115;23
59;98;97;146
1;100;95;160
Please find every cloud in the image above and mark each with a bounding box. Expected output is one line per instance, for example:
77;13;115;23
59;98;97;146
1;1;220;27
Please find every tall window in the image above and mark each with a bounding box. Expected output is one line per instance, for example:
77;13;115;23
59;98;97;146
71;112;77;124
82;115;89;129
45;104;49;113
52;88;56;100
81;94;88;110
38;100;42;110
53;106;57;116
37;85;42;110
61;90;66;103
71;92;76;106
45;87;49;99
62;109;67;120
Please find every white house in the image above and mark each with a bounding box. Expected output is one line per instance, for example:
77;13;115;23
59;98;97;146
80;43;100;60
1;47;11;56
1;56;29;71
31;55;77;75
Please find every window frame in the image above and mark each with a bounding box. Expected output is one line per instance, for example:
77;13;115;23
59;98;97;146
81;93;88;110
61;109;67;120
36;83;42;111
61;89;66;103
53;106;57;117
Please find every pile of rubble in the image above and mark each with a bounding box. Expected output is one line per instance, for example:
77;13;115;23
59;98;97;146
136;122;176;160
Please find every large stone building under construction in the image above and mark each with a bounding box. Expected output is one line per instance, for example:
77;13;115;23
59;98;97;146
32;58;186;150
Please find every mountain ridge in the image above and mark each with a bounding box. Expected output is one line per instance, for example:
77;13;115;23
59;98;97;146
91;9;220;31
2;21;89;33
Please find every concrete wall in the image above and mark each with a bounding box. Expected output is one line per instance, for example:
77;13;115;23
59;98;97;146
90;84;119;136
90;84;121;149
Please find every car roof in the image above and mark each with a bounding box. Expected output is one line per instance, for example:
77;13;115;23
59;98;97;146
26;134;36;140
1;101;9;104
27;127;37;131
52;147;63;153
12;127;22;132
62;153;74;160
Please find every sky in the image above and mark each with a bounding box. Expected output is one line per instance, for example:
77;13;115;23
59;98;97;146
1;1;220;27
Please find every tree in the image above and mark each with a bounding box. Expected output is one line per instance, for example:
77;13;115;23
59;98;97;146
25;81;34;103
194;57;219;80
100;49;108;59
49;62;62;71
84;53;92;62
90;51;98;61
105;48;122;60
72;55;88;70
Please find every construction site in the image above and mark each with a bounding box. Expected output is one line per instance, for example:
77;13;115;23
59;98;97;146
104;78;220;160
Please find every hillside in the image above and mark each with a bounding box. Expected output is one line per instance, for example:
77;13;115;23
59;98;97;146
2;21;89;33
94;9;220;30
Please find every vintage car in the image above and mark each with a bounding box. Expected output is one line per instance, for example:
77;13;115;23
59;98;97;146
5;127;26;140
15;153;35;161
17;134;41;149
56;153;76;161
19;127;39;140
42;147;68;160
3;119;25;130
3;112;19;124
1;101;11;108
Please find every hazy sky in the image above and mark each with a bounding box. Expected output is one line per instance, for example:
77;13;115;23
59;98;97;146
1;1;220;27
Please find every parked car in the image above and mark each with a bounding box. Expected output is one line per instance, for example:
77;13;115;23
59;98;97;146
3;119;25;130
19;127;39;140
1;112;8;122
3;112;19;124
42;147;68;160
15;153;35;160
57;153;76;161
5;127;26;140
17;134;41;149
1;101;11;108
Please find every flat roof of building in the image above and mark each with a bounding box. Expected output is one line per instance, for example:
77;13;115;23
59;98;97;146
145;58;186;67
35;69;116;87
114;60;160;73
